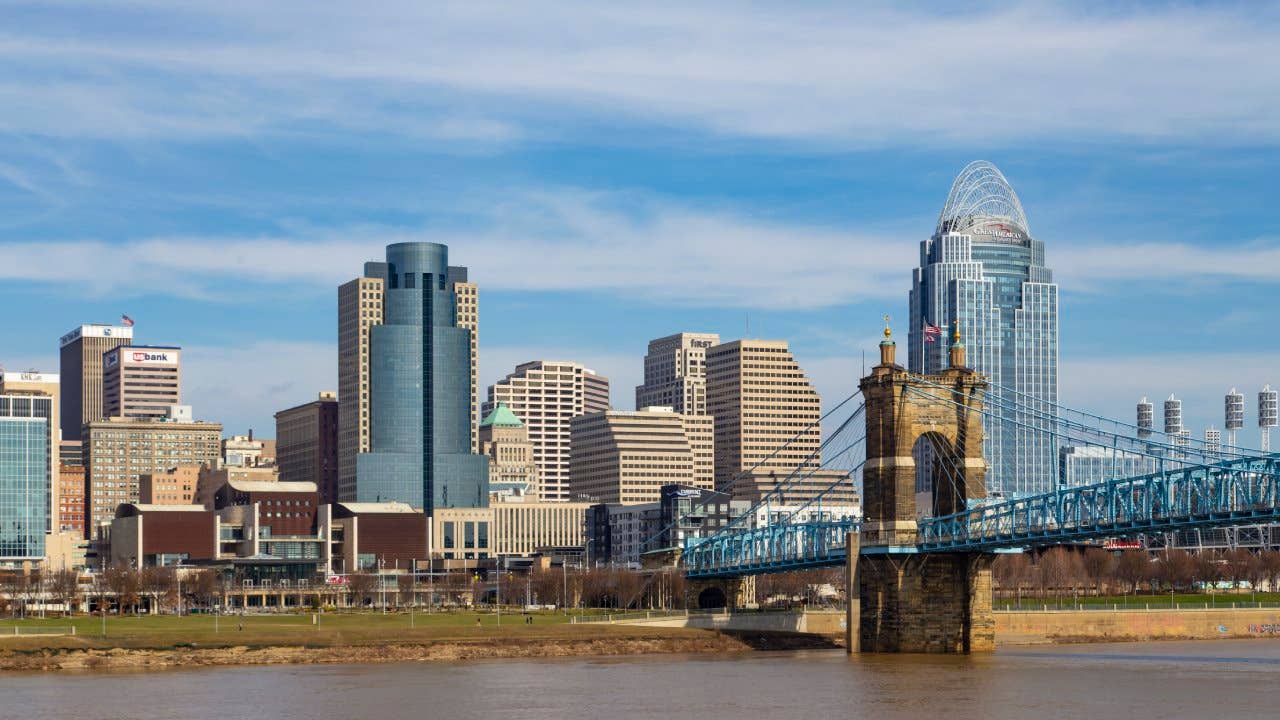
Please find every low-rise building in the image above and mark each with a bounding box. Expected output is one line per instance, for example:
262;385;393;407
139;464;201;505
195;464;279;510
221;433;275;468
57;464;85;537
326;502;428;574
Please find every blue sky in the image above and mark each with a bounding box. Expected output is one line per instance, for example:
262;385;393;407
1;1;1278;441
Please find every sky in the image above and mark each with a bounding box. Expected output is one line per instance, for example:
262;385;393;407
1;1;1278;443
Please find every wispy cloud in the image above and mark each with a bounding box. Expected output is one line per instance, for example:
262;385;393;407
1;2;1277;146
0;189;915;308
2;187;1279;307
1053;240;1280;292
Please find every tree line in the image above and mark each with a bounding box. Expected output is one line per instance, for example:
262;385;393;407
993;547;1280;598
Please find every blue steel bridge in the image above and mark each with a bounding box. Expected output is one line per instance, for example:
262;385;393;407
683;372;1280;580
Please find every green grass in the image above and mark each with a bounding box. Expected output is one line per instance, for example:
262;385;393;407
995;592;1280;609
0;609;688;653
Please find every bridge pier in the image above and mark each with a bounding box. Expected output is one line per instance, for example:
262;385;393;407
686;576;755;610
856;551;994;653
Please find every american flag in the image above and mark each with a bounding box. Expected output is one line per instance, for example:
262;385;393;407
923;322;942;342
121;314;134;327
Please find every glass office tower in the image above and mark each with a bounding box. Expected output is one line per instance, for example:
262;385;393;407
354;242;488;512
0;397;50;562
909;161;1059;498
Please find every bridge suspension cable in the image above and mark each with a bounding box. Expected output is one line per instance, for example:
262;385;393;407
635;389;863;556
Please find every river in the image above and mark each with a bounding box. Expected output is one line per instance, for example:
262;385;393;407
5;640;1280;719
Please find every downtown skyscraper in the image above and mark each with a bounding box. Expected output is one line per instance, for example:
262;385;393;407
339;242;488;512
909;161;1059;498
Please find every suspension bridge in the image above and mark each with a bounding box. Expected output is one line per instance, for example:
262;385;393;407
676;331;1280;653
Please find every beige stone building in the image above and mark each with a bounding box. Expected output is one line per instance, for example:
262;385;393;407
139;464;200;505
83;417;222;534
1;371;61;532
59;323;133;442
275;391;339;503
479;403;539;501
568;406;713;504
195;464;280;510
635;332;719;415
221;434;275;467
451;273;479;453
338;275;384;502
706;339;857;505
431;502;589;560
485;361;610;503
101;346;181;423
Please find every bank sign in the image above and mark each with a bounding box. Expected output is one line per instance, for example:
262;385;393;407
126;350;177;365
58;324;134;347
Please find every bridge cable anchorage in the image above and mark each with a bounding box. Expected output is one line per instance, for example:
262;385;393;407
637;389;863;558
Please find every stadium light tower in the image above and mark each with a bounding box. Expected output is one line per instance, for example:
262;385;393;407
1261;385;1278;453
1225;388;1245;450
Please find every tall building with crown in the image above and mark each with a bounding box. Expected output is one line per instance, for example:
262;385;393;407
479;403;539;502
908;161;1058;498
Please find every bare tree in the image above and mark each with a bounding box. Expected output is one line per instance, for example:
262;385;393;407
104;564;141;615
1222;549;1256;592
140;566;177;614
1155;549;1197;592
398;573;417;607
1261;549;1280;593
188;570;221;611
1082;548;1116;596
47;569;81;615
1115;550;1150;595
994;553;1033;601
346;573;378;608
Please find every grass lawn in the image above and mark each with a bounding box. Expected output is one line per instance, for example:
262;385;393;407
0;609;691;653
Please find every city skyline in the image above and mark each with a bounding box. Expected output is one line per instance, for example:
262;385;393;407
1;3;1278;443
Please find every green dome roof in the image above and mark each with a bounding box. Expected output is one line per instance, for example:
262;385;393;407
480;402;523;428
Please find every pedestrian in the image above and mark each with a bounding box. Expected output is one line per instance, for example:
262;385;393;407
475;617;481;628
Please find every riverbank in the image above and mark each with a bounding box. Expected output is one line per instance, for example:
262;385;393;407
0;613;836;672
996;606;1280;644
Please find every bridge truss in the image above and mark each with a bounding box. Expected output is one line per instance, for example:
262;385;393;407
683;373;1280;579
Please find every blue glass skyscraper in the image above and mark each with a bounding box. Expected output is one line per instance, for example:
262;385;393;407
354;242;488;512
909;161;1059;498
0;396;50;561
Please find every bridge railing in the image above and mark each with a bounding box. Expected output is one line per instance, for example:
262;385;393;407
920;455;1280;551
684;519;858;578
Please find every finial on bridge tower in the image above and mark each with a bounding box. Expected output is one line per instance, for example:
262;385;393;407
949;318;966;369
879;314;896;366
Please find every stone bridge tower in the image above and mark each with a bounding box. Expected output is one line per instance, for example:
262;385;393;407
851;321;995;653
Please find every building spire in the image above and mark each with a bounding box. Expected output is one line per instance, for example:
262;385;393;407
879;314;896;366
949;318;966;368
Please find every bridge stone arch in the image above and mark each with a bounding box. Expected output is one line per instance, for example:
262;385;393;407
859;339;987;546
850;331;995;653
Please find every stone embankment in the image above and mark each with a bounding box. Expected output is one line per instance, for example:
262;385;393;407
996;607;1280;644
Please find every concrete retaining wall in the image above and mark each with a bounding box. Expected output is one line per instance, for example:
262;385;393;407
625;610;845;635
996;607;1280;644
